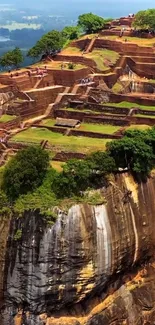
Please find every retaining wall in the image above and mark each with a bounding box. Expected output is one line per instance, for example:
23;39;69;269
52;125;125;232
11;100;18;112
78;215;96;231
0;117;21;130
72;38;155;57
54;55;97;71
69;129;122;139
53;151;86;161
52;68;91;86
127;57;155;79
69;101;130;115
26;86;65;111
129;116;155;126
109;93;155;106
54;109;129;126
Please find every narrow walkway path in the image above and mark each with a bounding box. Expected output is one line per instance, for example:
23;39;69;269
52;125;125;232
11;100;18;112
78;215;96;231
84;37;96;54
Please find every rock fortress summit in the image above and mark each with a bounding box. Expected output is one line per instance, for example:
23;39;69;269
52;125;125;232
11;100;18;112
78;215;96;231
1;10;155;325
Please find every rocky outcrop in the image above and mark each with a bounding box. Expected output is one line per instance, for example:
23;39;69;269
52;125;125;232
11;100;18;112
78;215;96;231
0;216;11;303
1;173;155;325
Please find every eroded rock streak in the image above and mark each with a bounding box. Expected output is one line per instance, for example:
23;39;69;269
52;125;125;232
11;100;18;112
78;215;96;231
1;174;155;325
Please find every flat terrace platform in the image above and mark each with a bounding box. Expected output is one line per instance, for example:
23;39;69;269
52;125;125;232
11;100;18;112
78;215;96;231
26;85;63;93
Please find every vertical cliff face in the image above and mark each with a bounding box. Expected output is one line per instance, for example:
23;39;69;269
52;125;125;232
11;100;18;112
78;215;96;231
1;173;155;325
0;216;11;303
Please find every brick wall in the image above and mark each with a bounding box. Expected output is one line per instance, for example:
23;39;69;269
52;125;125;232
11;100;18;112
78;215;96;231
26;86;65;111
84;39;155;57
52;68;91;86
69;129;122;139
70;101;130;115
127;57;155;79
54;151;86;161
54;109;129;126
0;117;21;130
70;38;90;50
129;116;155;126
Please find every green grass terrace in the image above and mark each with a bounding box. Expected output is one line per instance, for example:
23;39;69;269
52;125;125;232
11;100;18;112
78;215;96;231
104;101;155;111
11;127;111;154
41;119;121;134
99;35;155;47
0;114;17;123
59;107;127;116
60;46;119;71
85;49;119;71
126;124;151;131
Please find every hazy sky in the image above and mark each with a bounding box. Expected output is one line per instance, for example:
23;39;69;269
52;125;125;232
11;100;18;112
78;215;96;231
5;0;155;17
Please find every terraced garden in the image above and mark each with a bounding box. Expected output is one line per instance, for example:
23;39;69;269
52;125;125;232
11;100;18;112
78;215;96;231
12;127;111;153
104;102;155;110
101;35;155;46
86;49;120;71
0;115;17;123
41;119;121;134
126;124;151;130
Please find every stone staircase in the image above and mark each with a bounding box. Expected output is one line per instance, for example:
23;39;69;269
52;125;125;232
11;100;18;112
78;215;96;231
33;77;43;89
84;37;96;54
65;128;71;136
71;84;80;95
80;86;92;100
128;108;135;116
45;86;71;115
21;91;33;102
22;86;71;127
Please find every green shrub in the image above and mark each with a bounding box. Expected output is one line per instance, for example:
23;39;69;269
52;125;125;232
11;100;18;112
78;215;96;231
68;62;75;69
14;229;22;241
2;146;49;200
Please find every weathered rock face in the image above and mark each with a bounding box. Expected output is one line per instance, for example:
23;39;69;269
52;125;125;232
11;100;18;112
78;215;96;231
1;173;155;325
0;216;11;303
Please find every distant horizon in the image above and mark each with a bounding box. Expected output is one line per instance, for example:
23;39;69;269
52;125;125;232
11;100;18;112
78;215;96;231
3;1;155;18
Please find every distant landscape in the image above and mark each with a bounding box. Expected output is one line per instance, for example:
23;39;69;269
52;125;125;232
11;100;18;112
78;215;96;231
0;0;154;70
0;3;77;69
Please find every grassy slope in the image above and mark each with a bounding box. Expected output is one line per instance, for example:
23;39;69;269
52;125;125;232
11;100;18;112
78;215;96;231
126;125;151;130
100;35;155;47
105;102;155;111
12;128;111;153
0;115;16;123
80;123;120;134
86;49;119;71
41;119;120;134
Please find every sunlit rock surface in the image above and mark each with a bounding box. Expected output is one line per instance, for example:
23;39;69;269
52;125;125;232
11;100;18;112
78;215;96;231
1;173;155;325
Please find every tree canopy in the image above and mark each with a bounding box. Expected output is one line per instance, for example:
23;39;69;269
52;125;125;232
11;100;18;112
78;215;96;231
0;47;23;68
2;146;49;200
107;130;155;175
62;26;81;40
78;13;105;33
133;9;155;30
27;30;65;58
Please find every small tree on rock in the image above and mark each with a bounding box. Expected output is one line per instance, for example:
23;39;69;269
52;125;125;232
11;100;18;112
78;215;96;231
27;30;65;59
133;9;155;30
78;13;105;34
0;47;23;69
62;26;81;40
